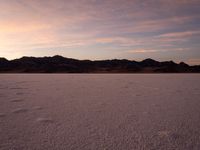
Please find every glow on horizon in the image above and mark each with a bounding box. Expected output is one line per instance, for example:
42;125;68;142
0;0;200;65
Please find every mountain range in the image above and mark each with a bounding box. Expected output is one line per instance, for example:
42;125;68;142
0;55;199;73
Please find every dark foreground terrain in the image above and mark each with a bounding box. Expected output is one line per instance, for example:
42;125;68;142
0;74;200;150
0;55;200;73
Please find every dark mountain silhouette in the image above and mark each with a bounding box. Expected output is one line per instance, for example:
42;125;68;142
0;55;199;73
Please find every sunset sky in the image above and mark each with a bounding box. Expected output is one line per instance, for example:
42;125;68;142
0;0;200;64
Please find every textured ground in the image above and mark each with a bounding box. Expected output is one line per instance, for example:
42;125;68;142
0;74;200;150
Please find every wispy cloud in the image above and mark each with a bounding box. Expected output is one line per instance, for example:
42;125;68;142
158;30;200;38
187;58;200;65
127;49;161;53
127;48;188;54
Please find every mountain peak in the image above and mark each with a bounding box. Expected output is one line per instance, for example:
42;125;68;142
0;57;8;62
52;55;65;58
142;58;157;62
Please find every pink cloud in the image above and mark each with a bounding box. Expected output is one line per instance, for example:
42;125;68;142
127;48;188;54
127;49;160;53
158;30;200;38
187;58;200;65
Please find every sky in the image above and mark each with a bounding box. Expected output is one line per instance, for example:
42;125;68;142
0;0;200;65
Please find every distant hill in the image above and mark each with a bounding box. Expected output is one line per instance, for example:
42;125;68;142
0;55;200;73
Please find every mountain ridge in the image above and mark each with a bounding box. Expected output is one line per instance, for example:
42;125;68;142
0;55;199;73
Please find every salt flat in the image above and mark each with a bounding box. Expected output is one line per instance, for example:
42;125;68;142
0;74;200;150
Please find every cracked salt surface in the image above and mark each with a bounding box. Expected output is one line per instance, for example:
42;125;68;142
36;117;54;123
0;113;6;117
10;99;24;103
12;108;29;114
0;74;200;150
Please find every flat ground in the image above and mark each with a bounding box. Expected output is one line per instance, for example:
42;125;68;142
0;74;200;150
